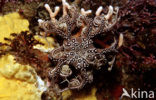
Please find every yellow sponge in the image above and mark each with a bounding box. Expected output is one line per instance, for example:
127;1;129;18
0;54;42;100
0;12;41;100
0;12;29;43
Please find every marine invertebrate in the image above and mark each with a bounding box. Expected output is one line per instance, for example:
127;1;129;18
0;13;29;42
38;0;123;95
0;54;37;83
0;13;43;100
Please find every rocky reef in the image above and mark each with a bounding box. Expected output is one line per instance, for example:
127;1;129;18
0;0;156;100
